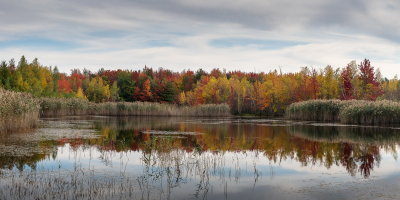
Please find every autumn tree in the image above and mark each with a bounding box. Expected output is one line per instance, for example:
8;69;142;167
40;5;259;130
358;59;383;100
0;55;396;115
253;80;272;113
320;66;339;99
86;76;111;102
202;76;230;104
340;64;354;100
229;77;252;114
178;92;187;105
76;87;87;99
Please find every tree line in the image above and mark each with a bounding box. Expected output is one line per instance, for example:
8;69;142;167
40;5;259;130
0;56;399;115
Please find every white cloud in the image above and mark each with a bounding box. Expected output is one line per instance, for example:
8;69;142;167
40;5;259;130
0;0;399;77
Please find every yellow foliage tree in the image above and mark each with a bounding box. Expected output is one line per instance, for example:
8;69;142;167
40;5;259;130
178;92;186;105
76;87;87;100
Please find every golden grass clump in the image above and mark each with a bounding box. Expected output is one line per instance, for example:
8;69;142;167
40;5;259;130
0;89;40;133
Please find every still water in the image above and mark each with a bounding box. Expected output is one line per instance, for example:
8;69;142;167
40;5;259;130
1;116;400;200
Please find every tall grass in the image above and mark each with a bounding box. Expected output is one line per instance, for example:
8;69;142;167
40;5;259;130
340;100;400;125
0;89;40;133
286;99;400;126
40;98;231;117
40;97;90;117
285;100;356;122
93;102;231;117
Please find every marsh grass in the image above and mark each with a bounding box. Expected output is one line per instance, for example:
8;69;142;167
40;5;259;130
285;100;356;122
0;89;40;133
91;102;231;117
286;99;400;125
40;98;90;117
40;98;231;117
340;100;400;125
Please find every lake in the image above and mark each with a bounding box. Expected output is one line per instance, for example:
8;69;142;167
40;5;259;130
1;116;400;200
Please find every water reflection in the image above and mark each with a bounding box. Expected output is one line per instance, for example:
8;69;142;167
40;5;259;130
1;117;400;199
87;117;398;178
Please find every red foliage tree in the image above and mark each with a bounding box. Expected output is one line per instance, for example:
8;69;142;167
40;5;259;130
58;74;72;93
341;65;353;100
70;69;85;92
358;59;383;100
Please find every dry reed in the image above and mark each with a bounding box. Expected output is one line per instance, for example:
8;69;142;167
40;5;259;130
286;99;400;126
0;89;40;133
40;98;231;117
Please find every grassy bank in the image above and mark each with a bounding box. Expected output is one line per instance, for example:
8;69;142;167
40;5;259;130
286;99;400;125
40;98;231;117
0;89;40;133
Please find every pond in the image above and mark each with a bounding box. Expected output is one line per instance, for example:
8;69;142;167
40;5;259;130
1;116;400;200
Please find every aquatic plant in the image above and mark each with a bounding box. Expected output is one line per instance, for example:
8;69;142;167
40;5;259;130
0;89;40;133
285;99;357;122
40;97;90;117
339;100;400;125
286;99;400;125
40;98;231;117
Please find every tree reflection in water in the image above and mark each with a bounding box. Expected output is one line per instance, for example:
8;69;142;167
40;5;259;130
0;116;400;199
88;117;397;178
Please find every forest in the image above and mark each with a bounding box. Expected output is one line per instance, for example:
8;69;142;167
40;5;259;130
1;56;399;115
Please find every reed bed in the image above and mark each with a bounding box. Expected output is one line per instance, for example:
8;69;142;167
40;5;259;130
0;89;40;133
340;100;400;125
40;98;231;117
40;97;90;117
285;99;357;122
94;102;231;117
286;99;400;125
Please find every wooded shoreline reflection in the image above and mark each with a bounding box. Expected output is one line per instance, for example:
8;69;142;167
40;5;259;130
2;117;400;178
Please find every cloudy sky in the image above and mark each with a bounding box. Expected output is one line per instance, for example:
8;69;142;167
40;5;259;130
1;0;399;77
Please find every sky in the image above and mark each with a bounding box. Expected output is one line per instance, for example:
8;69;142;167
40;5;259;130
0;0;399;77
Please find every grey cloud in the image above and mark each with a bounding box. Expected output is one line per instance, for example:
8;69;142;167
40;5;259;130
1;0;400;42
